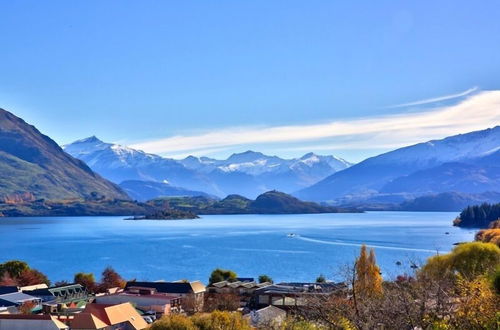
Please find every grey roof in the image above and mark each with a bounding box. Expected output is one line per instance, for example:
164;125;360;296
0;292;40;304
255;282;346;295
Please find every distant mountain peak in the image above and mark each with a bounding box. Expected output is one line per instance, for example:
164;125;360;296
74;136;105;144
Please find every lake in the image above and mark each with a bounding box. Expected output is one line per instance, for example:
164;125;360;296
0;212;475;284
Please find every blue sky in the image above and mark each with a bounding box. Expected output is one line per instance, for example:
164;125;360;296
1;1;500;162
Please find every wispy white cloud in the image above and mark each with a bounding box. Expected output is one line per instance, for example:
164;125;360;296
385;86;479;108
130;90;500;157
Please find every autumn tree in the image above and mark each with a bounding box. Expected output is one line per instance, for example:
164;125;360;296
74;272;97;293
99;267;125;291
149;313;195;330
204;292;240;312
17;268;50;286
355;245;383;298
192;310;252;330
0;272;17;286
422;242;500;280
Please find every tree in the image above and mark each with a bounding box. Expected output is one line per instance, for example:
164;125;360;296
452;276;499;329
17;269;50;286
99;267;124;291
0;272;17;286
149;314;195;330
355;245;383;298
208;268;237;285
192;310;252;330
258;274;273;283
422;242;500;280
74;272;97;293
204;293;240;312
0;260;29;278
367;249;383;296
315;274;326;283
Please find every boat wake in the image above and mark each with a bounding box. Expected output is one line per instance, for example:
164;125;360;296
294;235;442;253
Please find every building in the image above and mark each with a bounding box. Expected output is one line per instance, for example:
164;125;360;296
24;283;88;304
208;280;271;307
244;305;287;328
0;314;68;330
124;281;206;312
0;292;43;312
70;302;148;330
95;287;182;315
252;282;347;309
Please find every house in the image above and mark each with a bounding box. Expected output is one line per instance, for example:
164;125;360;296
95;287;182;315
0;292;43;312
0;314;68;330
252;282;347;309
208;281;271;307
70;302;148;330
24;283;88;304
244;305;287;328
124;281;206;312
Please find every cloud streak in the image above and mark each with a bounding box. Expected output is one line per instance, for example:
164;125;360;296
385;86;479;108
130;90;500;157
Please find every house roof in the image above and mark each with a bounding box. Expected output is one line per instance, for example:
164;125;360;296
71;312;108;329
0;314;68;329
125;281;206;294
0;292;40;304
0;286;19;295
71;303;147;330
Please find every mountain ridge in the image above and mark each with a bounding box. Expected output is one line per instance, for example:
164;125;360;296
64;137;352;199
0;109;129;201
296;126;500;202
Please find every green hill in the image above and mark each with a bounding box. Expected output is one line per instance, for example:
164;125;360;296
156;190;358;214
0;108;128;201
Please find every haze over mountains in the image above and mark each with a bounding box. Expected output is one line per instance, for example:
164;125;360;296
64;137;352;200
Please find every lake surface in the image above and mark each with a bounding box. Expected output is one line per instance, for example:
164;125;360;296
0;212;475;284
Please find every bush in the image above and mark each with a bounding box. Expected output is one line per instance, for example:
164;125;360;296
149;314;196;330
422;242;500;279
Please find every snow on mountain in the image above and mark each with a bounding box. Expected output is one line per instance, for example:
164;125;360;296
65;137;352;199
296;126;500;202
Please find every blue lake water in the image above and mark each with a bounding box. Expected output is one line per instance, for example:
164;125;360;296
0;212;475;284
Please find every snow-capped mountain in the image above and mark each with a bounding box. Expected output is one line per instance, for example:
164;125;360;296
296;126;500;202
64;138;352;199
179;150;351;177
63;137;217;195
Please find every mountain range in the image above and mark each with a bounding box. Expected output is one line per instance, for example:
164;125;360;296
0;106;498;212
63;137;352;199
0;109;128;202
296;126;500;205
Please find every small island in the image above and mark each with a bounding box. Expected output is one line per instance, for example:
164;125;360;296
126;208;199;220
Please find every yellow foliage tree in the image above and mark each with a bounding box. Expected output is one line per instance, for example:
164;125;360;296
452;275;500;329
149;314;196;330
355;244;383;298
